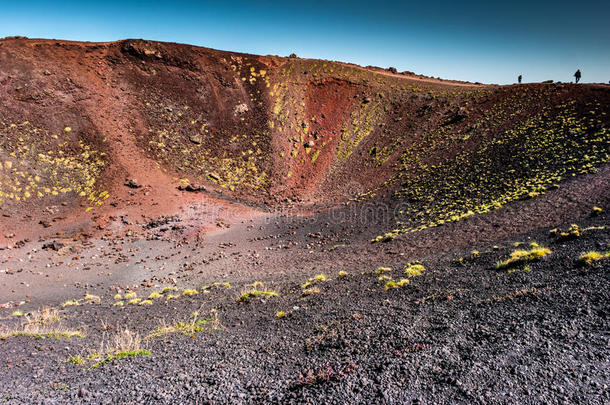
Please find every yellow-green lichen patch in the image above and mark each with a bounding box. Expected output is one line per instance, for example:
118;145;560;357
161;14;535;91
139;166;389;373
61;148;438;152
336;94;385;161
0;121;107;209
140;97;270;193
393;98;610;234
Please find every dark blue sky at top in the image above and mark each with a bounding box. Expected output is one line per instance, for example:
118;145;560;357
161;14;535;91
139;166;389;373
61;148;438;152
1;0;608;84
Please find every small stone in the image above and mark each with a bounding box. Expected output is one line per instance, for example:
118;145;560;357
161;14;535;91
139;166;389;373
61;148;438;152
189;134;202;144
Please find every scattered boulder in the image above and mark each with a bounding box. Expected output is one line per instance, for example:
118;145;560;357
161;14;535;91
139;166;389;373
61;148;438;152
42;241;65;251
144;215;180;230
124;179;141;189
178;183;206;192
305;140;315;148
442;107;468;126
234;103;249;115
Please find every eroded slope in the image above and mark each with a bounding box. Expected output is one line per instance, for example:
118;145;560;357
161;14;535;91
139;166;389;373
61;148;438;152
0;38;609;244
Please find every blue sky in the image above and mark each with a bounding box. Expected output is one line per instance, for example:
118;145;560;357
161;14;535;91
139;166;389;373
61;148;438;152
1;0;608;84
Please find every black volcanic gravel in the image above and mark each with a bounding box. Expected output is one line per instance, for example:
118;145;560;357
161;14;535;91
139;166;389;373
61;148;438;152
0;214;608;404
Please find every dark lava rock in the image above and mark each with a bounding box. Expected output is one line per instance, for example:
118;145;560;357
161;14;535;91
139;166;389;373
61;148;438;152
124;178;142;189
42;240;65;251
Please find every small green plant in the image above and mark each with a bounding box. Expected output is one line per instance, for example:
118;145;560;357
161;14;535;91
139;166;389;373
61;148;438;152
302;273;328;289
396;279;410;287
113;301;124;307
139;299;153;306
113;294;122;300
128;298;141;305
591;206;602;216
182;289;199;296
404;264;425;277
496;246;551;269
161;287;178;293
385;279;410;290
61;300;80;307
452;257;465;266
147;310;219;338
124;292;137;299
375;266;392;274
337;270;348;278
578;251;610;265
68;356;86;365
238;289;279;302
371;230;399;243
148;291;163;299
276;311;286;318
84;294;101;304
92;350;150;369
550;224;580;241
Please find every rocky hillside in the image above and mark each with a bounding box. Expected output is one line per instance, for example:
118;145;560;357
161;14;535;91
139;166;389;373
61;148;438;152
0;38;609;244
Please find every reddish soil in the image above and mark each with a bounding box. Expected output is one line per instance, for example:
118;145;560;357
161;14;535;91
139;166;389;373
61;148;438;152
1;38;609;245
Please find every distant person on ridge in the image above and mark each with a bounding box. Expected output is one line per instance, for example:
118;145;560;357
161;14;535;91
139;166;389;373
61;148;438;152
518;75;522;84
574;69;581;83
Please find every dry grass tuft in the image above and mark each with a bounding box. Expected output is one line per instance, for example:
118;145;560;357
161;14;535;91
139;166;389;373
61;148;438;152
1;306;83;340
88;329;149;368
302;287;321;296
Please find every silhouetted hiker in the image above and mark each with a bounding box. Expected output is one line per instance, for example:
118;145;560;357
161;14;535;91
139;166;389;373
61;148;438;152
518;75;522;84
574;69;581;83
